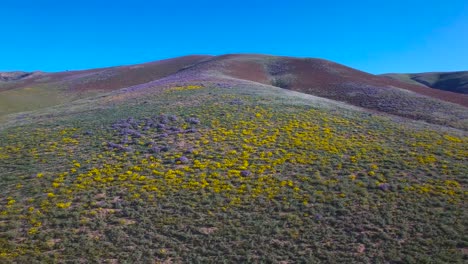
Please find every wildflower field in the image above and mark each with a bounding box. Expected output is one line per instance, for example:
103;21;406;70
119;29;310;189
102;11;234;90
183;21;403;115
0;85;467;263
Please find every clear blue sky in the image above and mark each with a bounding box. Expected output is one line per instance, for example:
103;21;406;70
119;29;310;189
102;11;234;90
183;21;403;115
1;0;467;74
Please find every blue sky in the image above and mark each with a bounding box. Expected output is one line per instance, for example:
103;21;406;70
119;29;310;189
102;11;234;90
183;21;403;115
1;0;467;73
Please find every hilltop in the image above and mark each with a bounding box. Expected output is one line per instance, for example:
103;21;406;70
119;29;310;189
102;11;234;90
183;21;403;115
1;54;467;129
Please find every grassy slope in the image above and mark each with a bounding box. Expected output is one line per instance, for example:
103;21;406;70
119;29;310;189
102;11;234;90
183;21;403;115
383;72;468;94
150;54;468;130
0;84;65;117
0;84;104;121
1;54;467;130
0;55;212;120
0;82;467;263
380;73;427;87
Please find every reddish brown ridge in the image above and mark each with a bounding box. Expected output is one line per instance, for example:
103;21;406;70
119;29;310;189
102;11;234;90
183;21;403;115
2;54;466;107
203;54;467;107
0;55;212;92
286;58;468;107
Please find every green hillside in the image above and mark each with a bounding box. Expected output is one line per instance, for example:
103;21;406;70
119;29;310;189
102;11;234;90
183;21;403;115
383;71;468;94
1;83;466;263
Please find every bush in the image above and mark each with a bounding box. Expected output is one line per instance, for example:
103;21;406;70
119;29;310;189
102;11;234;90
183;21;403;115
271;75;295;89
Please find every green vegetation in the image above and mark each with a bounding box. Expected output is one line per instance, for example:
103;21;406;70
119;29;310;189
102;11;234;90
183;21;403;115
382;71;468;94
0;85;467;263
0;85;65;117
0;84;102;122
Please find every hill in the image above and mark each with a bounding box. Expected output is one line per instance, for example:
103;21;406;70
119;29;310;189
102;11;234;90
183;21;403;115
382;71;468;94
0;55;212;118
0;54;467;263
100;54;467;129
4;54;465;129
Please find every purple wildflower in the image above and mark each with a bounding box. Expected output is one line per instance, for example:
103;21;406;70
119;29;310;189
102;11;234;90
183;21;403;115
240;170;251;177
378;183;391;191
176;156;189;164
185;128;197;133
186;117;200;125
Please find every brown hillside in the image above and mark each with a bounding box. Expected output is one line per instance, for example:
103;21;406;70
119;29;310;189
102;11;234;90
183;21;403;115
205;54;468;107
1;54;466;129
143;54;466;129
0;55;213;92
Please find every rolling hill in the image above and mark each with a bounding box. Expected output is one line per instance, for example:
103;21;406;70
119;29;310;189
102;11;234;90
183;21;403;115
0;55;212;118
0;54;467;263
142;54;466;128
382;71;468;94
1;54;467;129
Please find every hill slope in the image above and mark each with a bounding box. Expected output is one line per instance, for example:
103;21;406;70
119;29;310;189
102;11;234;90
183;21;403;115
110;54;467;129
0;54;467;262
0;55;212;118
2;54;467;130
0;80;466;262
382;71;468;94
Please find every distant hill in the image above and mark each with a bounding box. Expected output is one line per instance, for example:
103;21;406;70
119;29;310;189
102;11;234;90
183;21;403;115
1;54;467;129
382;71;468;94
0;55;213;92
0;71;43;81
0;55;212;116
126;54;466;128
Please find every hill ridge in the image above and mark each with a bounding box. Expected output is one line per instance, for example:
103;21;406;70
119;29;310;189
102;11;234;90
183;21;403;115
382;71;468;94
1;54;467;130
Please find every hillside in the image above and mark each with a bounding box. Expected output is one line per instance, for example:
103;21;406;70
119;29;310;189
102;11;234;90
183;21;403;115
98;54;466;130
0;55;212;118
4;54;466;129
382;71;468;94
0;55;467;263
